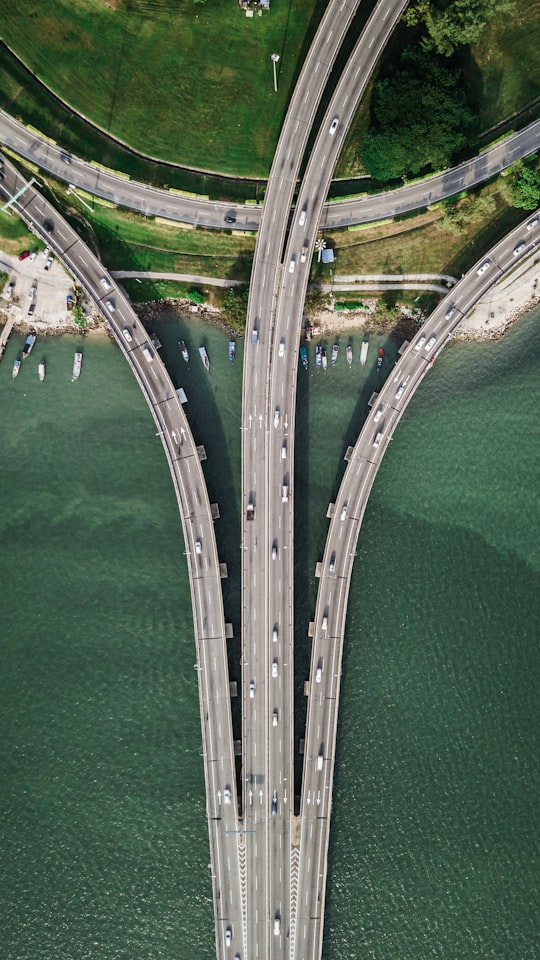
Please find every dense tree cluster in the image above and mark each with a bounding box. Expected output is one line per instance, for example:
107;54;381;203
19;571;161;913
508;161;540;210
362;49;474;182
405;0;516;56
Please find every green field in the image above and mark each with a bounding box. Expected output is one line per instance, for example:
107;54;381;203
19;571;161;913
0;0;320;178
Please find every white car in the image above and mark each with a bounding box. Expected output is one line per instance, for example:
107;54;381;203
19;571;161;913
340;503;347;520
278;338;285;358
274;408;280;428
329;116;339;135
300;246;308;263
29;251;37;262
28;284;36;300
100;276;111;290
476;260;490;276
322;615;328;631
315;665;323;683
281;442;286;460
272;542;278;560
415;336;426;351
526;216;538;231
513;241;526;256
5;280;14;298
425;336;436;351
105;299;115;312
395;384;405;399
374;405;383;423
272;627;278;642
329;552;336;573
142;345;154;362
249;679;255;698
445;305;456;320
122;327;133;343
273;709;278;727
44;256;54;271
274;915;281;936
299;208;307;227
272;659;278;678
225;928;232;947
195;539;202;555
223;786;231;804
289;257;295;273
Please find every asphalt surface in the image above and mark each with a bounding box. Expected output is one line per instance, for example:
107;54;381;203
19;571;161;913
0;108;538;231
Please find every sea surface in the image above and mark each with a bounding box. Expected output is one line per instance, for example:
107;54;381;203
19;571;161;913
0;309;538;960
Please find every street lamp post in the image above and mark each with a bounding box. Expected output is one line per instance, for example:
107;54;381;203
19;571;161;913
271;53;280;93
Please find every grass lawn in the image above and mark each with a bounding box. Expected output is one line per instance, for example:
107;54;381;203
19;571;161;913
1;0;320;178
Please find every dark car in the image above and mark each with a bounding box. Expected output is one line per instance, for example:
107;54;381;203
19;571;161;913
43;220;54;234
18;250;31;261
224;215;236;224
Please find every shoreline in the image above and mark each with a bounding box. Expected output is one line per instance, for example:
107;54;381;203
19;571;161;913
2;257;539;345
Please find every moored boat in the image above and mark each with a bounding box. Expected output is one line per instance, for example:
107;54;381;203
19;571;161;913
72;352;83;381
360;341;369;366
22;334;36;359
376;347;384;372
38;361;45;382
346;345;353;366
178;340;189;363
315;345;322;369
300;346;308;370
12;358;20;378
331;344;338;365
228;340;236;362
321;348;327;370
199;346;210;371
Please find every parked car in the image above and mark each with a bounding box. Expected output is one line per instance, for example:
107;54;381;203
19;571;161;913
18;250;31;261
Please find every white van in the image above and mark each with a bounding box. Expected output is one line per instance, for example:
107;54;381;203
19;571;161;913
273;915;281;936
317;747;324;771
282;485;289;503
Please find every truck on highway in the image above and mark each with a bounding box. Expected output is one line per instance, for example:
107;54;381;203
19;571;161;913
246;500;255;521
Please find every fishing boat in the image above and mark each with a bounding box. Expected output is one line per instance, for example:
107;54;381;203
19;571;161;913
331;344;339;365
178;340;189;363
228;340;236;362
315;345;322;369
12;358;20;378
360;341;369;366
376;348;384;372
72;352;83;381
321;348;327;370
199;346;210;371
38;360;45;382
346;345;353;366
22;334;36;359
300;346;308;370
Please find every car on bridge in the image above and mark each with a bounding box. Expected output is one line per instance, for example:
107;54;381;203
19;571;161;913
425;336;436;351
315;659;323;683
513;241;526;256
477;259;491;276
445;305;456;320
272;658;278;678
526;216;538;231
272;790;278;814
272;626;278;642
329;552;336;573
223;786;231;804
273;709;278;726
299;208;307;227
272;541;278;560
225;927;232;947
278;338;285;357
329;116;339;135
274;407;280;428
122;327;133;343
249;679;256;698
395;383;405;399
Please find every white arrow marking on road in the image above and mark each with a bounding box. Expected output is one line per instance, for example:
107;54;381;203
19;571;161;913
248;415;252;428
283;790;288;805
217;790;222;805
259;414;263;428
249;790;253;805
180;428;186;443
316;791;321;805
259;789;264;804
307;792;311;805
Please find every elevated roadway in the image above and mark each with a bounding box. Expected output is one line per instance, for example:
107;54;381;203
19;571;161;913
299;212;539;960
1;108;538;231
0;155;243;960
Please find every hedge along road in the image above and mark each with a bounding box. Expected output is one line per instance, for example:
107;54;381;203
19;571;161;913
1;110;538;232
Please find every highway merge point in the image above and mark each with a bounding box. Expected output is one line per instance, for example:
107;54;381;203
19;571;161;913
219;563;229;579
197;445;207;461
211;502;220;519
225;622;234;639
315;562;322;579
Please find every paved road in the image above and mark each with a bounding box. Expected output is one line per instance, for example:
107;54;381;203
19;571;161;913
300;210;540;960
0;154;244;960
1;108;538;231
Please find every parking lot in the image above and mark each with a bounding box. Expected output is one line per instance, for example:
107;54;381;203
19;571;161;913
0;248;83;331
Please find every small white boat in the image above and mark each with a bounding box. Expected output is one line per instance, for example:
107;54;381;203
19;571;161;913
360;341;369;366
199;346;209;371
331;344;338;365
23;334;36;359
346;345;353;366
38;361;45;382
178;340;189;363
72;352;83;381
321;348;327;370
12;358;21;378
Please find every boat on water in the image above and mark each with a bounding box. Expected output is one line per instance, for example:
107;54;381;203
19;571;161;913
331;344;339;365
38;361;45;382
22;334;36;359
360;341;369;366
376;348;384;372
346;345;353;366
199;346;210;371
315;345;322;369
228;340;236;362
178;340;189;363
300;346;308;370
12;358;20;378
321;348;327;370
72;352;83;381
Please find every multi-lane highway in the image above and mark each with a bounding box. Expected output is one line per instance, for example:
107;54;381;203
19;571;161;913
0;155;244;960
297;211;539;960
1;107;538;231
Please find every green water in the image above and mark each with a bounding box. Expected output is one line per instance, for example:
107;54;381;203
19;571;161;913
0;310;538;959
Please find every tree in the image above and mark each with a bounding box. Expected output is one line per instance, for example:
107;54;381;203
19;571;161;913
363;49;474;182
405;0;516;57
187;288;205;304
220;287;249;331
509;164;540;210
